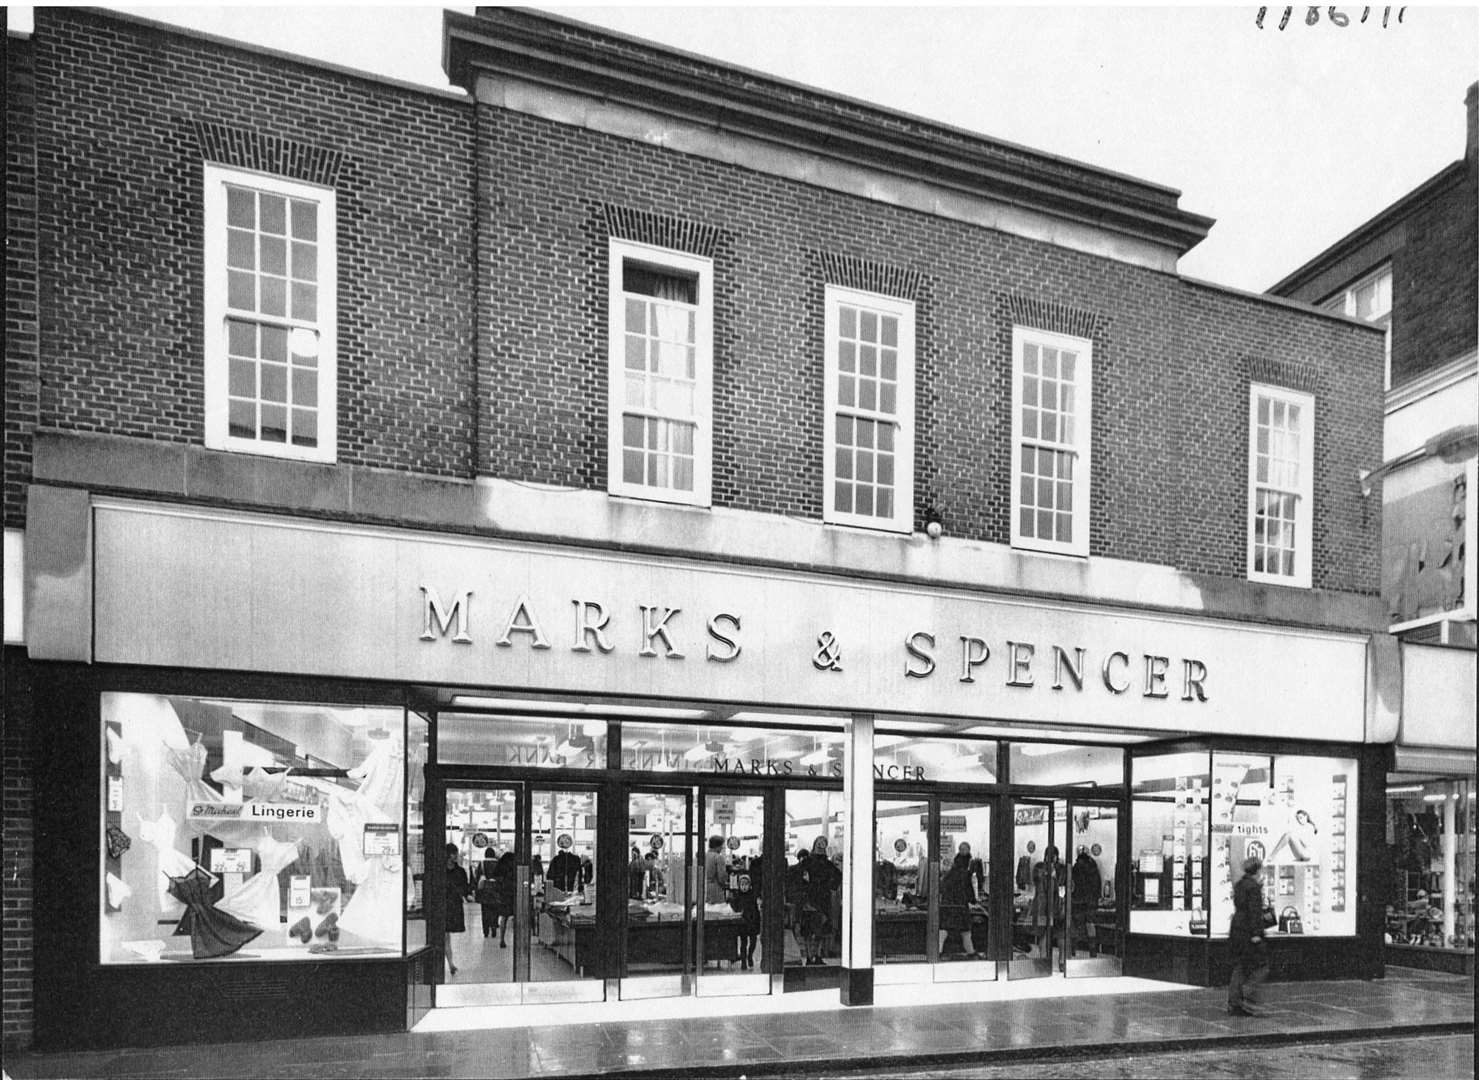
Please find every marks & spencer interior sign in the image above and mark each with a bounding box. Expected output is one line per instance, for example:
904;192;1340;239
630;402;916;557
418;586;1209;703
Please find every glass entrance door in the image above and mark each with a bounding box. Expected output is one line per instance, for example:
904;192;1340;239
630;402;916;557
935;799;995;982
438;781;602;1005
620;787;695;999
1062;799;1122;977
1008;798;1065;979
696;790;769;996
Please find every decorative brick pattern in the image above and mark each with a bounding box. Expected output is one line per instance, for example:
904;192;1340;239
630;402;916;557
1005;293;1106;341
1246;355;1321;394
602;203;722;259
190;119;344;188
811;251;921;300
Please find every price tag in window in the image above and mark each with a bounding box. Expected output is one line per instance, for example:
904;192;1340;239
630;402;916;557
363;823;400;857
107;775;124;813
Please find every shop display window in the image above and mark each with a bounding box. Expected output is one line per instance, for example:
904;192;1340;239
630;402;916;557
1207;752;1358;938
437;712;607;769
873;735;997;783
406;711;428;953
99;693;408;964
1386;779;1475;950
1129;750;1211;936
621;722;845;778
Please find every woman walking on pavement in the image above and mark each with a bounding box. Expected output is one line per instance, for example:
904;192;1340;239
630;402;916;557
1228;855;1270;1016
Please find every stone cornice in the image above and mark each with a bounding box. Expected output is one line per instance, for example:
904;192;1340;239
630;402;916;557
443;8;1214;259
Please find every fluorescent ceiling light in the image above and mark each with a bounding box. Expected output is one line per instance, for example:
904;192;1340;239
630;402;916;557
1017;743;1068;757
725;711;844;729
963;724;1152;743
1386;785;1426;794
875;735;910;748
876;720;951;733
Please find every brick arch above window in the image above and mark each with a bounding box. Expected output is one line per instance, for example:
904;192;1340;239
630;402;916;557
1004;293;1108;342
809;251;921;301
601;203;723;259
1243;355;1321;396
189;119;345;188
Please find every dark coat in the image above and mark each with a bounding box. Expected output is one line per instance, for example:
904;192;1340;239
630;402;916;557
939;865;975;932
445;864;471;932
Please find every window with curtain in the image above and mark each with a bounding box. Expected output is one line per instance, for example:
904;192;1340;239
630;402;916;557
607;239;713;505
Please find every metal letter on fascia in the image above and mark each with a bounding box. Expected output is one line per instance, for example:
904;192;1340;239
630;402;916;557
638;606;684;659
1181;659;1209;702
706;613;742;662
904;632;936;678
419;586;473;644
571;600;615;653
1005;641;1035;687
959;637;989;683
1142;655;1170;699
1052;646;1086;691
1102;651;1130;694
495;594;552;650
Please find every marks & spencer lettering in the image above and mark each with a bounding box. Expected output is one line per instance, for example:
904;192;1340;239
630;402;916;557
419;586;1209;704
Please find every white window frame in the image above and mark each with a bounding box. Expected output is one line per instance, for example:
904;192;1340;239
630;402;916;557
202;163;337;463
1246;383;1316;589
822;285;916;533
1009;326;1093;557
1321;265;1392;390
606;238;714;506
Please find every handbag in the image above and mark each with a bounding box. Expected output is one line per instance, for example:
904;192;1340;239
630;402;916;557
1278;906;1303;934
1261;903;1278;929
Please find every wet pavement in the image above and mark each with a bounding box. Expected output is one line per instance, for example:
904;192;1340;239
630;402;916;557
798;1033;1475;1078
2;967;1471;1078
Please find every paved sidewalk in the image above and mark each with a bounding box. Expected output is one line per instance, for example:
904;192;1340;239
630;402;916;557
3;967;1471;1079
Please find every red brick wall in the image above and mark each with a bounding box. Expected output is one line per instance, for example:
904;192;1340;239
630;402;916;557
25;8;477;480
479;107;1385;593
1391;165;1478;384
5;34;38;529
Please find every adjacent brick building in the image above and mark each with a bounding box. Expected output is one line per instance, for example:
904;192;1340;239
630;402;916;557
5;7;1396;1052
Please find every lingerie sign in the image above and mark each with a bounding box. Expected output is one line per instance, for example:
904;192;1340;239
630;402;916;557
188;801;323;823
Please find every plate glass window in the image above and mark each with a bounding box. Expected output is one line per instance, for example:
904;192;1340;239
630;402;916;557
1247;384;1315;588
608;240;713;505
824;286;915;532
203;165;336;462
1010;328;1092;556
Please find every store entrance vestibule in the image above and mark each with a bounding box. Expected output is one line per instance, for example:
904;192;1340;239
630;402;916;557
437;780;603;1006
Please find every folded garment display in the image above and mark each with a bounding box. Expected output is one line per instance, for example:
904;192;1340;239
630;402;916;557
167;866;263;959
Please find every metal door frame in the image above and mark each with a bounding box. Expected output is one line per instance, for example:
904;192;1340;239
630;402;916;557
1061;796;1122;978
694;786;772;997
1007;797;1060;980
617;784;696;1000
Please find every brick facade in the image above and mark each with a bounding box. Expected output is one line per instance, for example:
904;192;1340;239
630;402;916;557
1390;164;1478;384
479;107;1384;592
3;8;1393;1050
20;8;477;481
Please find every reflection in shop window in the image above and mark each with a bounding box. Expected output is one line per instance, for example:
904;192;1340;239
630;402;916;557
622;722;845;777
437;713;607;769
98;693;407;964
1129;750;1211;936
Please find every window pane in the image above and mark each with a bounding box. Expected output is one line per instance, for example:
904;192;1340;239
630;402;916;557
860;310;877;342
291;283;317;322
290;199;317;241
229;399;255;439
292;368;317;407
877;489;893;519
835;447;853;479
260;195;286;235
839;341;855;372
625;298;646;335
835;482;853;514
260;277;286;317
839;376;855;408
291;408;317;448
226;187;254;228
881;315;897;347
227;271;254;311
227;229;255;270
260;404;287;443
261;326;288;363
227;319;255;357
260;235;286;276
229;359;255;398
840;306;856;339
260;363;287;403
292;241;317;281
860;345;876;377
859;381;876;411
857;487;874;516
880;384;896;414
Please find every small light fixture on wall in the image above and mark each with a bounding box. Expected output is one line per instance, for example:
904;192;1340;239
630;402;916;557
924;507;944;540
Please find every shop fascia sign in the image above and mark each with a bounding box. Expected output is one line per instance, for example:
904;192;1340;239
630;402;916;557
418;585;1211;703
